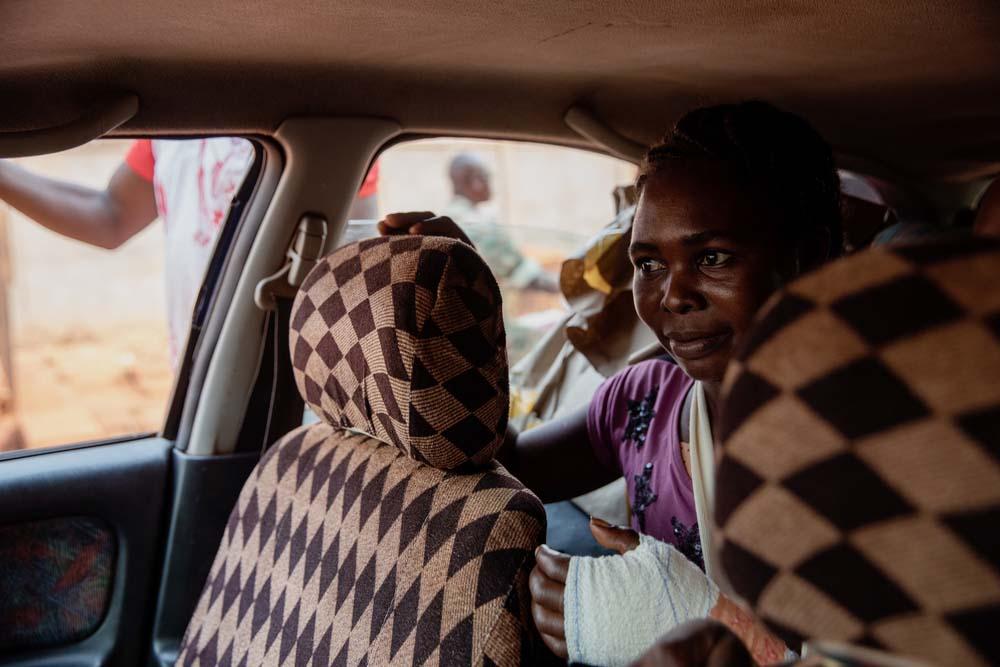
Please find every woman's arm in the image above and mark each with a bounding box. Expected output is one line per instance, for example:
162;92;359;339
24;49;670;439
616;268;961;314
501;405;617;503
534;523;788;666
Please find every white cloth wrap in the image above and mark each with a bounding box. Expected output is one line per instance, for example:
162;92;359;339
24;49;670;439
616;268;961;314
564;534;720;667
688;381;718;580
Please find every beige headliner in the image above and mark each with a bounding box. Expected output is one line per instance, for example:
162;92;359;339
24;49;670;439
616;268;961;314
2;0;999;182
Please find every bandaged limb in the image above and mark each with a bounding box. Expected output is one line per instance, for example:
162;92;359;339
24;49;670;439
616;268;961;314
564;534;719;667
563;533;788;666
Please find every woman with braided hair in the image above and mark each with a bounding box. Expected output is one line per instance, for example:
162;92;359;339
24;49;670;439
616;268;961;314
380;100;843;665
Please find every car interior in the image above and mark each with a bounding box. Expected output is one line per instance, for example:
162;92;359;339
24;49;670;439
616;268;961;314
0;1;998;666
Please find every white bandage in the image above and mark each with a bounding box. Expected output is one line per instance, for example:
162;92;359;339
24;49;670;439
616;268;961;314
564;534;720;667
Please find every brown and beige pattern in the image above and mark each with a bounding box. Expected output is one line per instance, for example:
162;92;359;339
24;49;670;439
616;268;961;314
178;236;547;666
715;238;1000;667
290;235;509;471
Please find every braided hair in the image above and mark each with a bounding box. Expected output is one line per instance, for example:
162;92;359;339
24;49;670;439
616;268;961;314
637;101;843;269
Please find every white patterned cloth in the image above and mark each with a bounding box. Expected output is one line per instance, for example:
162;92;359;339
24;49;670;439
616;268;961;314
564;534;720;666
127;138;254;364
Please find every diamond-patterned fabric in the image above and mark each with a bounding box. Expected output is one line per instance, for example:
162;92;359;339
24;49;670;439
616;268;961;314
177;426;546;667
178;236;548;666
715;239;1000;667
289;235;509;471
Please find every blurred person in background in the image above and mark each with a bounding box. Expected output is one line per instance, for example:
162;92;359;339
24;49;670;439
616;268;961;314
443;152;558;292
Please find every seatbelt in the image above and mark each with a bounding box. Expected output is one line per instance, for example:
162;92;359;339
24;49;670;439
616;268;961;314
242;214;328;452
260;296;301;451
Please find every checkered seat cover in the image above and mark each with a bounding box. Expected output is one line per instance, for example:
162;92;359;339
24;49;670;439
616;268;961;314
178;236;548;666
715;238;1000;666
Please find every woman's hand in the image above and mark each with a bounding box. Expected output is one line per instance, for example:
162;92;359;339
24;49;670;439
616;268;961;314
592;520;788;665
377;211;474;247
590;522;787;665
529;518;641;659
629;620;753;667
589;516;641;553
567;518;788;665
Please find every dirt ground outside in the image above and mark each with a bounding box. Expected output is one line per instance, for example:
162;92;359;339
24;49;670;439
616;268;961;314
2;138;632;450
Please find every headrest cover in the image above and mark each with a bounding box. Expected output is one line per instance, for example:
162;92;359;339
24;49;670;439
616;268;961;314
290;235;508;470
715;239;1000;665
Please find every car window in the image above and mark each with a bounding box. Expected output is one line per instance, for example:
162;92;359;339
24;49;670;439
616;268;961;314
0;138;258;451
347;138;637;364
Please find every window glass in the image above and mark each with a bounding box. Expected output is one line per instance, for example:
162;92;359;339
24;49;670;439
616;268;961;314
0;138;257;450
353;138;637;364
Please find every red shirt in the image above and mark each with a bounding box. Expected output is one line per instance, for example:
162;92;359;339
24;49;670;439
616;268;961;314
124;139;381;364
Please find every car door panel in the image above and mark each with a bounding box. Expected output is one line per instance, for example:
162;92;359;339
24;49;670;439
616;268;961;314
0;437;171;667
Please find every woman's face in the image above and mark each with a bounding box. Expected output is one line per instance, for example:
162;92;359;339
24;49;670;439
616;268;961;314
630;164;788;385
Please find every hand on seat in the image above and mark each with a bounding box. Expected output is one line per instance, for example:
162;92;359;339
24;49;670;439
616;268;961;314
378;211;474;247
529;518;641;660
531;518;787;666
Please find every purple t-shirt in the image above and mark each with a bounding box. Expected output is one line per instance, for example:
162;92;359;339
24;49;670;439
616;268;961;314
587;359;703;569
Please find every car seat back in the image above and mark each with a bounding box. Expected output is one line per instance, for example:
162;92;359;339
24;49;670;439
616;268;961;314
178;236;546;666
716;238;1000;666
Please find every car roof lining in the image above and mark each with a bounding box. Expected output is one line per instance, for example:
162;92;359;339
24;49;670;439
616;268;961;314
1;0;998;184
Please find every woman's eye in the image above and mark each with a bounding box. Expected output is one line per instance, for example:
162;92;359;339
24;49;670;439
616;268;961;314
636;258;667;274
698;250;733;267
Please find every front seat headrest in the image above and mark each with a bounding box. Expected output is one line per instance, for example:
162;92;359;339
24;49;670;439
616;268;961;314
715;238;1000;666
290;235;508;471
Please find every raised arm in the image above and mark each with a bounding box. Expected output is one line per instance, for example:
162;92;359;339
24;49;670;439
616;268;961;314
0;156;158;250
